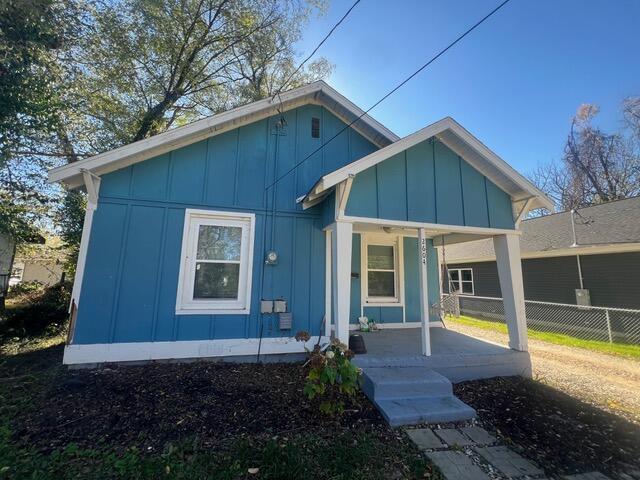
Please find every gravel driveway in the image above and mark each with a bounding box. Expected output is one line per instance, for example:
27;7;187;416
445;320;640;423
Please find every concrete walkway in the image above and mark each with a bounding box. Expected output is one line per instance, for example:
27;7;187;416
406;425;614;480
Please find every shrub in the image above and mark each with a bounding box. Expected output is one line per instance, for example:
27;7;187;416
1;281;71;338
296;332;361;416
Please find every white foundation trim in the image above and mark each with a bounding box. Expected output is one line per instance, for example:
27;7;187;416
63;336;329;365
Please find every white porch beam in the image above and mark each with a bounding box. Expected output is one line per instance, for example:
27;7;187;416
494;233;528;351
418;228;431;356
331;221;353;345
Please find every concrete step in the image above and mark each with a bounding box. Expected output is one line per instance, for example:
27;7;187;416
376;395;476;427
361;367;452;400
360;366;476;426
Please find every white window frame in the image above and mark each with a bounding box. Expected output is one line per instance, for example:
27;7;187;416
361;234;403;305
447;268;474;296
176;209;255;315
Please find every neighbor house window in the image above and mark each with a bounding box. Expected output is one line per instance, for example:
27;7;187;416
365;241;400;303
448;268;474;295
176;209;255;315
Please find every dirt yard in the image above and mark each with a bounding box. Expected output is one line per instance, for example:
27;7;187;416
446;320;640;423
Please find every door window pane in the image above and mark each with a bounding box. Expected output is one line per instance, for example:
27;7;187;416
367;245;394;269
368;271;395;297
193;262;240;299
197;225;242;261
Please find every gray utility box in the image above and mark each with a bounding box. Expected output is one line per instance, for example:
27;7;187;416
279;312;293;330
575;289;591;307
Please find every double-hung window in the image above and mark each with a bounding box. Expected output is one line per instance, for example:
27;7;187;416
176;209;255;315
447;268;474;295
365;242;400;303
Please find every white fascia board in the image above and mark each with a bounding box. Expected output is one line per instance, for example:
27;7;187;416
309;117;554;213
48;81;397;188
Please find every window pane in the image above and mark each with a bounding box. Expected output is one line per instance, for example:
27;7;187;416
368;271;395;297
448;270;459;281
449;280;460;292
197;225;242;261
367;245;394;269
461;282;473;294
193;262;240;299
462;270;472;281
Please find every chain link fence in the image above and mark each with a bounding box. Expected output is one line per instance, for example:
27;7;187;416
442;295;640;345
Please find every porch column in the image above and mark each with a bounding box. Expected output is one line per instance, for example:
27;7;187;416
418;228;431;356
331;221;352;345
494;233;528;351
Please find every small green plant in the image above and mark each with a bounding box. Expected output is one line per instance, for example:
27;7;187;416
296;331;361;416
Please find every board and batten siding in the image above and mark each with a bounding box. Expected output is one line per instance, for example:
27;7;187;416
350;233;440;325
345;138;514;229
74;105;379;345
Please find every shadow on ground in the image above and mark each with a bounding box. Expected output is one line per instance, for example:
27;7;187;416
455;376;640;476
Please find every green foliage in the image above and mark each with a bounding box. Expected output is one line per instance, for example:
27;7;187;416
447;314;640;359
55;189;85;273
2;280;71;338
300;337;361;416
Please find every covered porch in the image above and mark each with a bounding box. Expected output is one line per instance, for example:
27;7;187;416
352;326;532;383
325;214;531;370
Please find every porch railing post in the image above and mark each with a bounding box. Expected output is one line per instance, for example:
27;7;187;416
331;221;352;345
418;228;431;356
493;233;528;352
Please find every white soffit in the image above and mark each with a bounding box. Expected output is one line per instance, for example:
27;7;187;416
307;117;554;213
48;81;399;188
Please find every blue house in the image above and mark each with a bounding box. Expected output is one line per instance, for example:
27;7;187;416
49;81;552;367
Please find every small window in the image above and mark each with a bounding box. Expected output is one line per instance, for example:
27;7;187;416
447;268;474;295
311;117;320;138
365;242;399;302
176;209;255;315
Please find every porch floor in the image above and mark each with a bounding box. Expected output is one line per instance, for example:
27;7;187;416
352;327;532;383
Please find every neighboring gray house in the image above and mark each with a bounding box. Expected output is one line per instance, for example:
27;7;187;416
443;196;640;309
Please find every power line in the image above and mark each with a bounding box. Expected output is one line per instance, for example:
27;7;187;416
266;0;512;192
271;0;362;101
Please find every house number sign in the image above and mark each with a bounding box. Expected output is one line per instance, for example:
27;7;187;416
420;238;428;265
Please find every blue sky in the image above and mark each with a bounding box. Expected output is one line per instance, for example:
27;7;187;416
297;0;640;175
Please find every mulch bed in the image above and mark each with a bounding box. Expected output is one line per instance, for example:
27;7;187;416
12;352;388;454
454;376;640;477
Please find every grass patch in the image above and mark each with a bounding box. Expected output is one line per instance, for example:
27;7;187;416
0;336;438;480
446;315;640;359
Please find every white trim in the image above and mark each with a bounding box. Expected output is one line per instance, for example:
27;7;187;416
447;267;475;296
63;336;329;365
445;242;640;264
332;221;352;344
418;228;431;356
343;215;521;237
325;229;332;337
494;234;528;352
48;81;398;188
69;174;101;313
307;117;554;213
175;209;255;315
360;233;404;306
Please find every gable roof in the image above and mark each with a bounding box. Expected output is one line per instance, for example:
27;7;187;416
303;117;554;213
48;81;399;188
444;196;640;262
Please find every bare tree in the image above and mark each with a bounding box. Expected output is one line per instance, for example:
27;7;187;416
530;103;640;211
